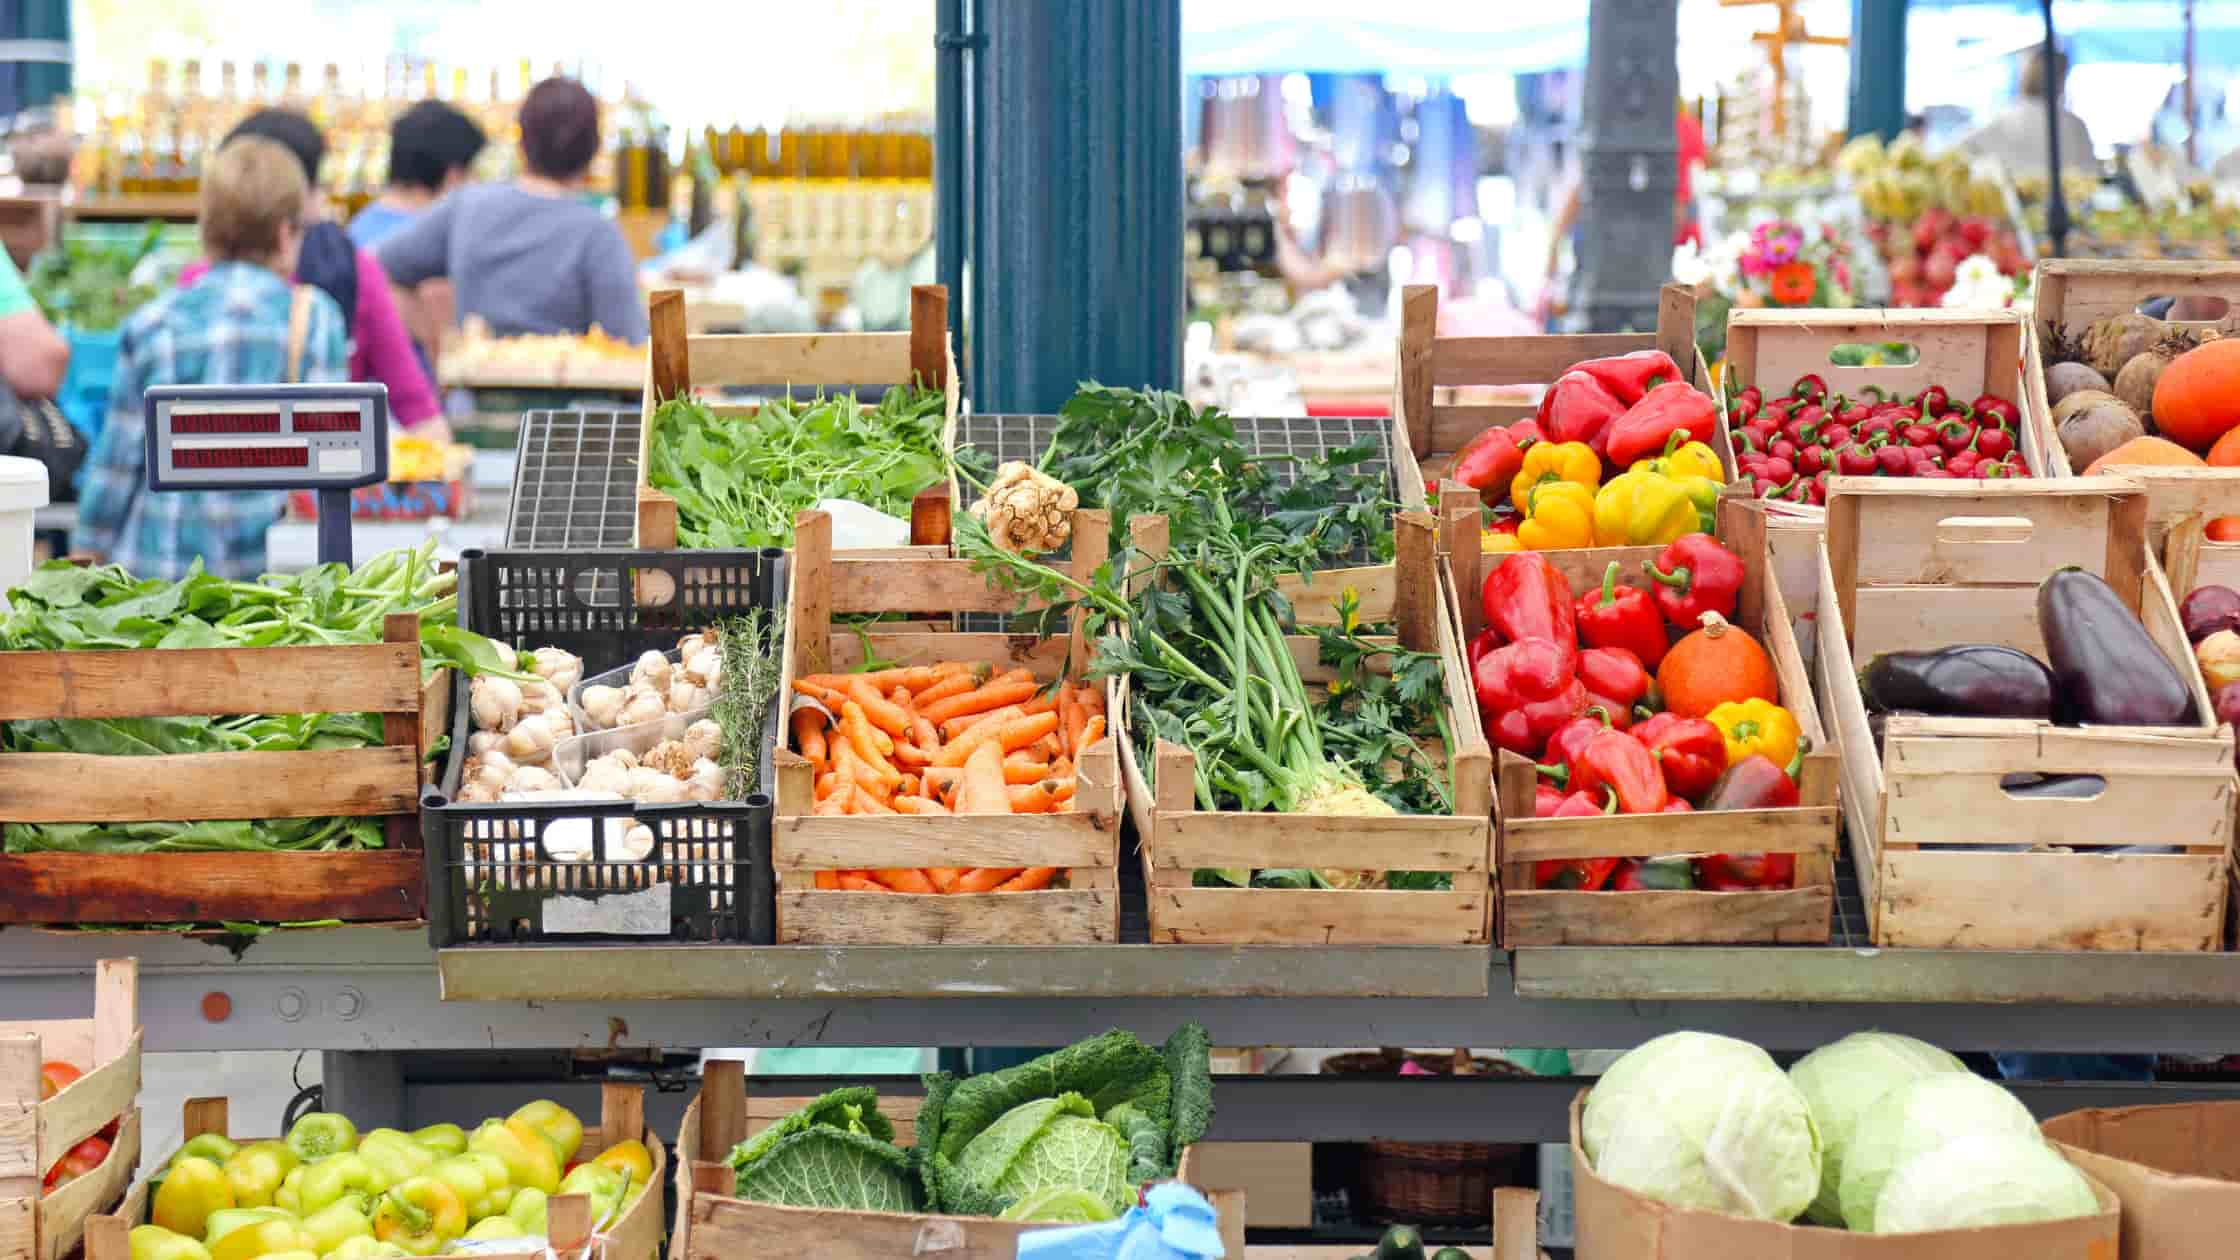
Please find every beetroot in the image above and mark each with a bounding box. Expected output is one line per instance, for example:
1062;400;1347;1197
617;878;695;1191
2182;585;2240;643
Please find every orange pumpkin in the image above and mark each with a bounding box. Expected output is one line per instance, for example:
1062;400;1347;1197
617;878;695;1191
2209;517;2240;542
2083;435;2205;474
2152;339;2240;451
2210;424;2240;467
1656;612;1778;718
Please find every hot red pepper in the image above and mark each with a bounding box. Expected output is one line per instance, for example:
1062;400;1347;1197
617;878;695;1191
1578;646;1650;712
1936;417;1977;455
1697;852;1797;890
1573;729;1669;814
1790;374;1828;404
1603;382;1721;468
1450;423;1535;497
1975;424;2014;462
1633;713;1725;800
1835;443;1879;476
1481;553;1577;669
1642;534;1744;627
1576;349;1682;404
1534;370;1628;451
1915;384;1950;418
1698;743;1807;811
1971;393;2020;428
1574;561;1668;668
1476;637;1586;756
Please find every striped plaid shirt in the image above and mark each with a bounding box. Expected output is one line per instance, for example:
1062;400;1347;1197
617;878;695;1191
74;262;347;579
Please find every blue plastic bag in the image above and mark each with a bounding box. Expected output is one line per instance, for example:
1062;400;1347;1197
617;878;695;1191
1016;1184;1226;1260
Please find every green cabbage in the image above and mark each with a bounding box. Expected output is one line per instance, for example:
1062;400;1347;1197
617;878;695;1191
725;1087;918;1213
957;1094;1133;1217
1583;1031;1821;1221
998;1187;1119;1224
1788;1032;1967;1225
1870;1134;2100;1234
1839;1073;2040;1231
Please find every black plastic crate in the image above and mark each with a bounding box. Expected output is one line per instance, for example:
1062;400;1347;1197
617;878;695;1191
423;547;787;947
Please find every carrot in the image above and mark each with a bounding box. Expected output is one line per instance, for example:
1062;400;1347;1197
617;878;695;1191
922;766;961;800
955;866;1023;893
911;671;979;708
847;678;913;738
993;867;1059;892
955;740;1012;814
1033;733;1062;761
838;871;887;892
854;786;897;814
941;704;1023;742
1078;715;1106;749
870;867;936;893
793;708;830;762
1003;755;1053;785
891;741;933;770
997;711;1061;754
836;745;895;801
1022;691;1059;718
893;796;951;816
1006;782;1060;813
840;704;902;781
923;677;1040;725
825;750;857;803
925;866;963;892
1058;689;1085;757
814;870;840;890
1081;686;1105;715
814;795;848;816
897;773;920;797
1051;755;1074;779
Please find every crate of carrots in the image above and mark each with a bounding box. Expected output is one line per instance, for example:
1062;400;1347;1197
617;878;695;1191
771;507;1123;944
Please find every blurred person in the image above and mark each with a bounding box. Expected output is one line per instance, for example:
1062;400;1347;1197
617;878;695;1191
378;77;648;344
0;247;68;399
74;137;347;579
175;109;446;441
350;100;487;248
1957;44;2097;174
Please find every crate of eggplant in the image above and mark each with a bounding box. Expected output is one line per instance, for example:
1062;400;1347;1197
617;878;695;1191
422;547;788;946
1816;477;2233;951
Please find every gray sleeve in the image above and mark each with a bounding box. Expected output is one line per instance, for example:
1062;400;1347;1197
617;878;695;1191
376;192;457;287
583;222;648;343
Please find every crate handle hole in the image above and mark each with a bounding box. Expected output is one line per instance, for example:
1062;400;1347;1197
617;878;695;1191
1998;772;2107;803
1935;515;2034;544
1825;341;1920;368
2139;295;2229;321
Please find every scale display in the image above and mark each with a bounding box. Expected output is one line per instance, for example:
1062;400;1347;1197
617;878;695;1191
145;383;389;492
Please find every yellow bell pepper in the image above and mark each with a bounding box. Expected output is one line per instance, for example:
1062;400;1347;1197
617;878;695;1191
1708;698;1801;768
1591;469;1698;547
1517;481;1595;550
506;1101;584;1164
590;1140;654;1194
1630;436;1726;484
1509;440;1601;513
1482;530;1523;555
371;1179;467;1256
154;1158;236;1239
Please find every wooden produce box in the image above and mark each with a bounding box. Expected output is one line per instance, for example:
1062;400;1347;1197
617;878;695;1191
2030;258;2240;476
1815;477;2233;951
669;1060;1246;1260
2043;1101;2240;1260
633;284;959;552
1487;508;1841;947
1118;511;1497;944
771;507;1124;944
1391;282;1702;512
0;615;441;925
97;1085;664;1260
0;959;140;1260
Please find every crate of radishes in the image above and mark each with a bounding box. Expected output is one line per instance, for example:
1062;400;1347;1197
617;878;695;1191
1721;308;2054;510
1;958;140;1260
422;547;788;947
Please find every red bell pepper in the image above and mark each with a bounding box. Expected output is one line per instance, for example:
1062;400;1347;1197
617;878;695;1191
1575;349;1682;405
1662;798;1694;813
1467;626;1501;669
1578;646;1650;712
1633;713;1725;800
1699;743;1806;811
1572;729;1669;814
1537;710;1610;786
1534;782;1566;817
1574;561;1669;669
1481;552;1577;669
1697;852;1797;890
1450;423;1535;497
1534;370;1628;452
1612;855;1697;890
1476;637;1586;756
1642;534;1744;627
1533;789;1618;891
1585;693;1634;731
1604;382;1721;469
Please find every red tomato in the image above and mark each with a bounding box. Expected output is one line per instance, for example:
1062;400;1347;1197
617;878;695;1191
39;1061;80;1100
42;1135;109;1193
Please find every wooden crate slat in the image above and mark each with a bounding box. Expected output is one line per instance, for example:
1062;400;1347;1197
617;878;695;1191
1151;813;1488;873
773;812;1116;870
1497;805;1841;862
775;889;1119;945
1882;765;2231;851
1430;332;1651;389
0;642;419;722
1145;887;1489;945
685;331;912;388
0;850;424;924
828;555;1061;615
34;1034;139;1163
1504;887;1832;947
1879;850;2227;952
33;1108;137;1260
0;746;418;822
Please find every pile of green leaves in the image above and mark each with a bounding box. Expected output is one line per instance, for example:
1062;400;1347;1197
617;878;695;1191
28;221;164;332
646;385;948;549
725;1086;918;1213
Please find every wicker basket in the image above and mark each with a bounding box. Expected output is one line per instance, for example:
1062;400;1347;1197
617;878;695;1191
1321;1049;1529;1224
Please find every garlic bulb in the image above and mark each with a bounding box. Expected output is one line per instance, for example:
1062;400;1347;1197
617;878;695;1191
686;758;725;802
641;739;697;780
509;764;562;793
503;712;559;763
626;766;690;804
520;678;565;715
467;731;503;757
667;680;707;713
617;823;657;861
683;647;721;688
616;686;668;728
471;675;524;732
682;719;723;763
677;633;710;661
541;707;577;741
575;757;633;796
530;647;584;693
581;685;626;729
454;781;498;804
630;650;674;692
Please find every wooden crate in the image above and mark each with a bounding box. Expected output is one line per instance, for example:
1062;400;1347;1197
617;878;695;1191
1816;477;2234;951
669;1060;1246;1260
2030;258;2240;476
633;284;960;551
1116;511;1497;945
1391;282;1702;511
771;507;1124;944
95;1084;663;1260
0;615;435;925
1;959;140;1260
1486;505;1841;947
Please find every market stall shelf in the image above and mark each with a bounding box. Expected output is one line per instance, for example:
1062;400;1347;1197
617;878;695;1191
631;284;959;552
770;507;1123;945
1816;477;2233;951
1119;511;1496;945
0;958;140;1260
2030;258;2240;477
0;616;434;925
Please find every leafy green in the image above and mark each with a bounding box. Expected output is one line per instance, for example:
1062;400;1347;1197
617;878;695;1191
646;385;949;548
724;1087;918;1213
997;1187;1117;1224
958;1094;1132;1217
29;221;164;332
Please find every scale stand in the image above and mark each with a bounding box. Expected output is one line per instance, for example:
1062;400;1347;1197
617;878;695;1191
142;382;390;568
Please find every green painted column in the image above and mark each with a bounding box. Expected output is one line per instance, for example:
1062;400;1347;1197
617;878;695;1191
1848;0;1907;140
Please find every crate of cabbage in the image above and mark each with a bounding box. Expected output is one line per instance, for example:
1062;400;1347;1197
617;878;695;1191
770;507;1124;944
1;958;140;1260
93;1085;664;1260
634;285;961;554
1817;477;2234;951
0;546;479;926
669;1028;1219;1259
422;546;789;946
1574;1029;2119;1257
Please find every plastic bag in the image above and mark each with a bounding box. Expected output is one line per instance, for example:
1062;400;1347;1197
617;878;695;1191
1016;1183;1225;1260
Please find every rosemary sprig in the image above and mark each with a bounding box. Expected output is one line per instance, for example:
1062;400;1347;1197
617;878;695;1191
711;608;785;799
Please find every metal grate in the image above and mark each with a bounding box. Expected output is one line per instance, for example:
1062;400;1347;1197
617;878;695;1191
505;409;643;551
1832;851;1870;948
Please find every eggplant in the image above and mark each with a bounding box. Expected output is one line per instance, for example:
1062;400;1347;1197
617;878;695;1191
1997;772;2105;799
1859;646;2056;719
2037;567;2196;726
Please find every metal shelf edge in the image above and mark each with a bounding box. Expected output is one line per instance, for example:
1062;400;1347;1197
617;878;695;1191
1512;945;2240;1006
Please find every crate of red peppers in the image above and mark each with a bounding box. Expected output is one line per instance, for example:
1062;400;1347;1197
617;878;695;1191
1462;500;1840;946
1720;308;2055;512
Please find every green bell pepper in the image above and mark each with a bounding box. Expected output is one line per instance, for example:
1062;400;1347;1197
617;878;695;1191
460;1218;529;1242
319;1238;410;1260
130;1225;213;1260
427;1157;505;1223
301;1198;373;1256
461;1152;513;1214
203;1208;292;1246
300;1154;381;1214
209;1214;310;1260
286;1114;360;1163
221;1143;299;1211
408;1124;466;1159
355;1133;435;1193
469;1121;558;1196
504;1189;547;1237
555;1163;625;1230
172;1135;241;1171
273;1168;305;1217
506;1101;584;1164
371;1178;467;1256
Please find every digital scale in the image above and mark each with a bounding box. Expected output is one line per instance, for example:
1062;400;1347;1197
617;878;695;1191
143;382;389;566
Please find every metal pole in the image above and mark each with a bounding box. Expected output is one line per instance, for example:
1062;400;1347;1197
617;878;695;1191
2040;3;2070;259
933;0;968;354
1574;0;1681;333
1846;0;1908;141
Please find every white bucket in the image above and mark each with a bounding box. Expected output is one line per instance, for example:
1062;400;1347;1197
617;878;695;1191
0;455;50;610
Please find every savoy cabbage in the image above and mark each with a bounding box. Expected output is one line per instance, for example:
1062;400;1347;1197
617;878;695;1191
725;1086;918;1213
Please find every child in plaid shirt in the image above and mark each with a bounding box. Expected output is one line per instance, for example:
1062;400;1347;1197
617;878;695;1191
75;135;347;579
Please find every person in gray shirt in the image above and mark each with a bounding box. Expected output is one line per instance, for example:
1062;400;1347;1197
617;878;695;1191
377;76;648;344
